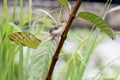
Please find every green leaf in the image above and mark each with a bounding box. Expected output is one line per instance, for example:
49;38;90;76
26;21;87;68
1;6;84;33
23;12;32;25
58;0;71;10
31;41;56;80
9;22;22;31
39;18;55;28
9;32;41;49
77;12;115;39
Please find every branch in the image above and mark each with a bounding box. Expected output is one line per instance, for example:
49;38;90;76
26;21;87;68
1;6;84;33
46;0;82;80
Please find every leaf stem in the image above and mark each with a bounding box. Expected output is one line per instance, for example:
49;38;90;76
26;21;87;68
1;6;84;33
46;0;82;80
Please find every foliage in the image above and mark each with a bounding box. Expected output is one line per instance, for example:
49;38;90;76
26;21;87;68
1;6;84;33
31;41;56;80
77;12;115;39
9;32;41;49
0;0;118;80
58;0;71;10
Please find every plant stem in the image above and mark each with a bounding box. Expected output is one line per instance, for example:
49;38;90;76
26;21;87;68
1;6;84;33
46;0;82;80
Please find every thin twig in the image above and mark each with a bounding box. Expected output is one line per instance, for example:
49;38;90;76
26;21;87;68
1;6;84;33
46;0;82;80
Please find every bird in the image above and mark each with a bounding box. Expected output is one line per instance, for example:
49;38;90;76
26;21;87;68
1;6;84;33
49;20;67;44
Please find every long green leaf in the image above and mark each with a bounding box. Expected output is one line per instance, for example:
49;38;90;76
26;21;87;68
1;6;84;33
77;29;99;80
31;41;56;80
77;12;115;39
19;0;24;80
58;0;71;10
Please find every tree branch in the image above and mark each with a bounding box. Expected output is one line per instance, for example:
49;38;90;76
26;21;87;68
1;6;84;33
46;0;82;80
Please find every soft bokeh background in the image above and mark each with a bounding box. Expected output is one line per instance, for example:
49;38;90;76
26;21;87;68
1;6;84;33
1;0;120;79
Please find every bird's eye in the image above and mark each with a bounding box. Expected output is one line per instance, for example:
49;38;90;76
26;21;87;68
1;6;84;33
54;26;59;30
60;20;64;23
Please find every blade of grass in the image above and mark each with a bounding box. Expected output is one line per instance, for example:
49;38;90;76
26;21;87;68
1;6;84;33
57;5;63;22
18;0;24;80
19;47;24;80
35;9;57;23
3;0;9;23
11;0;18;22
76;29;99;80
